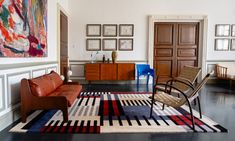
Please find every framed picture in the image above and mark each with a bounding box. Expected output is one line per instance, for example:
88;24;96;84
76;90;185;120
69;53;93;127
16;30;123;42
119;39;133;51
119;24;134;36
86;39;101;51
214;38;230;51
215;24;230;37
102;39;117;51
86;24;101;36
231;39;235;50
103;24;117;37
231;24;235;37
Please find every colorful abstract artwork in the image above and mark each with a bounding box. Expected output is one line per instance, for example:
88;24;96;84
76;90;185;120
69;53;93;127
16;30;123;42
0;0;47;57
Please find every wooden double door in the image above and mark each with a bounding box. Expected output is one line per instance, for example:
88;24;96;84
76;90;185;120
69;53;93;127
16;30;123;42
154;22;199;82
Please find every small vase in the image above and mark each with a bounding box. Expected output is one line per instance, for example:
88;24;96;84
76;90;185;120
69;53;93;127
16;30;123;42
111;51;117;63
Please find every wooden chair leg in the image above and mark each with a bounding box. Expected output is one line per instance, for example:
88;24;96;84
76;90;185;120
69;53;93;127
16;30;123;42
188;101;195;131
197;97;202;119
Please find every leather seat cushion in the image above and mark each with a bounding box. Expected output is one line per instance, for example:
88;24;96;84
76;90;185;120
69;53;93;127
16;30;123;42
50;85;82;106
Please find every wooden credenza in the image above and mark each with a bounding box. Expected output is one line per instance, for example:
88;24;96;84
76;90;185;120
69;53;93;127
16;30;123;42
85;63;135;81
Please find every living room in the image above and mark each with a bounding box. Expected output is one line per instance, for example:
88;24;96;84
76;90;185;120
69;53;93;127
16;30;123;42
0;0;235;141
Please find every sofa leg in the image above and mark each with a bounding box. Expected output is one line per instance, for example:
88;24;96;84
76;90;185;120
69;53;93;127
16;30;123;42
62;109;68;122
21;113;27;123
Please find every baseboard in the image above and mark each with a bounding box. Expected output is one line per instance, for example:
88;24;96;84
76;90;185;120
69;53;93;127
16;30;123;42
0;107;20;131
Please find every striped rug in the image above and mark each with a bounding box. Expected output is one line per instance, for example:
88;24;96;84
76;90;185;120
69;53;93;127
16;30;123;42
10;91;227;133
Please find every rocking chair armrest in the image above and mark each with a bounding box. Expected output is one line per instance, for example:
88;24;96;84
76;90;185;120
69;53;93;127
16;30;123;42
153;83;189;100
166;77;194;89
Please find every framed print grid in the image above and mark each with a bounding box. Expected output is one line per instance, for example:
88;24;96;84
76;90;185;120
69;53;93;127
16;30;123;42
103;39;117;51
86;24;101;36
119;24;134;37
103;24;118;37
214;38;230;51
119;39;133;51
215;24;230;37
86;39;101;51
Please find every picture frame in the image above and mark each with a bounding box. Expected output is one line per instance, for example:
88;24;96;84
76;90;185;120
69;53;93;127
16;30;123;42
214;38;230;51
215;24;230;37
86;39;101;51
103;24;117;37
231;24;235;37
231;39;235;50
119;39;133;51
102;39;117;51
86;24;101;36
119;24;134;37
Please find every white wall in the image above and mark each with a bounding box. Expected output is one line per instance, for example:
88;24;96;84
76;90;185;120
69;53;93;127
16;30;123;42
0;0;69;65
68;0;235;62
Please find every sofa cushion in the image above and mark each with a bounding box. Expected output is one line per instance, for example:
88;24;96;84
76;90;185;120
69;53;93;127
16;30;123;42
49;84;82;106
29;75;55;97
47;71;63;89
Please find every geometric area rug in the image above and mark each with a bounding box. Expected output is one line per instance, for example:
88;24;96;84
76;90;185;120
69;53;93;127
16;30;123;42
10;91;228;133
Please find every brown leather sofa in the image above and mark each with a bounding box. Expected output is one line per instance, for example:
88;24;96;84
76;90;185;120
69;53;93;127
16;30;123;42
21;71;82;123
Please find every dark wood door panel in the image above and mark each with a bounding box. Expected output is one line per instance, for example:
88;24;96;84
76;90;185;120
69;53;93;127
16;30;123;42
154;22;199;82
178;23;198;46
155;60;172;76
177;48;196;57
155;24;174;46
155;49;173;57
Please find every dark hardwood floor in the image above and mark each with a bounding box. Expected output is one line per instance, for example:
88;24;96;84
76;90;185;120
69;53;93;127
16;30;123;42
0;84;235;141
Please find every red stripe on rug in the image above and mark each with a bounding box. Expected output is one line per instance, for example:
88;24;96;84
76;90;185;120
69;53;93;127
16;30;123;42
103;101;109;116
112;100;120;116
170;115;185;125
82;126;87;133
60;126;66;133
186;115;203;125
68;126;74;133
53;126;60;133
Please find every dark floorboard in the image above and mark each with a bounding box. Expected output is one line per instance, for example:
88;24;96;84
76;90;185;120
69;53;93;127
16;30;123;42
0;84;235;141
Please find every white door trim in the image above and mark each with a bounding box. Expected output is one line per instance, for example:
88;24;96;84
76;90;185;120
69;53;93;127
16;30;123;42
148;15;208;79
57;4;69;74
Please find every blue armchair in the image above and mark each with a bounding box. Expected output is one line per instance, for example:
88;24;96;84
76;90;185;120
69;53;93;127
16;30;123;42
136;64;155;90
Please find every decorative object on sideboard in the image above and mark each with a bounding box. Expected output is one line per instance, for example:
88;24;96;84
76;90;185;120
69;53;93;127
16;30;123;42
86;39;101;51
214;38;230;51
86;24;101;36
90;51;99;63
103;24;118;37
215;24;230;37
111;51;117;63
119;24;134;37
102;39;117;51
119;38;133;51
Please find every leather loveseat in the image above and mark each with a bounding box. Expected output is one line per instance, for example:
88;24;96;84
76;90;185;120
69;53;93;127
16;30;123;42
20;71;82;123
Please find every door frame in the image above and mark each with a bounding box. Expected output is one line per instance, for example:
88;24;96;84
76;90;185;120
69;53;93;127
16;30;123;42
57;4;69;74
148;15;208;80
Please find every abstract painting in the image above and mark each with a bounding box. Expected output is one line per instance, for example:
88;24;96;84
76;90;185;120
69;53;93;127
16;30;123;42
0;0;47;57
